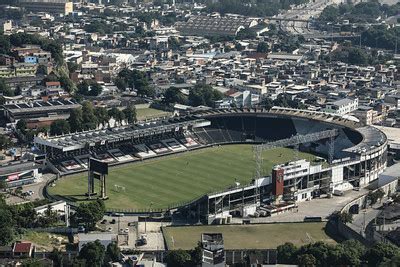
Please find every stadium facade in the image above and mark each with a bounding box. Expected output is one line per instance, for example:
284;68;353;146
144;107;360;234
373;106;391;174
35;107;388;223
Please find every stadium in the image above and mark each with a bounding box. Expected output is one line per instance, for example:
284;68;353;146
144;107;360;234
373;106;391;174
36;107;388;224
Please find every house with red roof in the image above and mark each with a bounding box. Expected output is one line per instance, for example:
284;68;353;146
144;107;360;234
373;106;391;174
12;242;34;258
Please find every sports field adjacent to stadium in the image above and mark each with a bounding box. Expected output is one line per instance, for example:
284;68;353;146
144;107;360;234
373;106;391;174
48;145;320;210
163;222;335;250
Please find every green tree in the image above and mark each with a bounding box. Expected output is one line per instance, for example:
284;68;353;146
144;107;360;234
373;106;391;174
364;243;400;267
164;249;191;267
257;42;269;53
297;253;316;266
16;119;27;135
188;85;223;107
190;242;203;266
78;240;105;267
123;104;137;124
114;77;127;91
59;75;75;93
339;240;365;266
0;78;14;96
163;87;186;105
0;207;14;245
69;108;84;133
277;242;297;264
115;109;125;126
0;180;7;191
105;242;120;262
77;81;89;95
94;107;110;128
49;248;63;267
117;69;154;97
348;48;368;65
50;120;70;136
338;211;353;224
380;254;400;267
82;102;98;130
297;242;331;266
0;134;11;150
89;82;103;96
74;200;105;230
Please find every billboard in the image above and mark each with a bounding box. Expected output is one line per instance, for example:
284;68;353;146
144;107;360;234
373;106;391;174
89;158;108;175
272;168;284;196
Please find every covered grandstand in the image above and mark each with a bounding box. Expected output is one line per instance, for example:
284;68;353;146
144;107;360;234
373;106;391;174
38;107;388;222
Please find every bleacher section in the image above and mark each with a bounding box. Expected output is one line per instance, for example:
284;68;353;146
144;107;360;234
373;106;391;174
44;109;369;176
162;139;187;152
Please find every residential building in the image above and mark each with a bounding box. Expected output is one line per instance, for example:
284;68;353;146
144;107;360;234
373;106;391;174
201;233;225;267
324;98;359;115
19;0;73;15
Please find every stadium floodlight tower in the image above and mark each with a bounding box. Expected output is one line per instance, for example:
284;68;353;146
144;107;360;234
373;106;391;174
87;158;109;200
253;129;339;180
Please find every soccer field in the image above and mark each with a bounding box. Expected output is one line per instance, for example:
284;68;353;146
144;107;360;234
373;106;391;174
48;145;319;210
163;222;335;250
136;107;171;120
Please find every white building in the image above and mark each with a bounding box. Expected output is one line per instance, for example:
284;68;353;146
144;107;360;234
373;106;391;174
324;98;359;115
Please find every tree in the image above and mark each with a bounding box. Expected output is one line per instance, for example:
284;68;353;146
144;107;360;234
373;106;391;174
297;242;331;266
59;75;75;93
277;242;297;264
0;134;11;150
50;120;70;136
69;108;84;133
381;254;400;267
190;242;203;266
338;211;353;224
74;200;105;230
115;109;125;126
257;42;269;53
117;69;154;97
123;104;137;124
0;78;12;96
78;240;105;267
82;102;98;130
77;81;90;95
164;250;191;267
163;87;186;105
297;254;316;266
105;242;120;262
364;243;399;267
0;207;14;245
67;62;79;73
339;240;365;266
94;107;110;128
348;48;368;65
89;82;103;96
16;119;27;135
0;180;7;191
49;248;63;267
188;85;223;107
369;189;385;206
114;77;127;91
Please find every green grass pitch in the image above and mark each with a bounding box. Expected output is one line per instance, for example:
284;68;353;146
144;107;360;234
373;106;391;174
163;222;335;250
48;145;319;210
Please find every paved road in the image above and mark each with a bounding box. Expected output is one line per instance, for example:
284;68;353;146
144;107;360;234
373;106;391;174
349;198;386;236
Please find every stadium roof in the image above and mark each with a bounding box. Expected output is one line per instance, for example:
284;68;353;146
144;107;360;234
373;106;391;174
344;126;387;155
3;99;80;115
34;116;210;152
0;160;40;176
